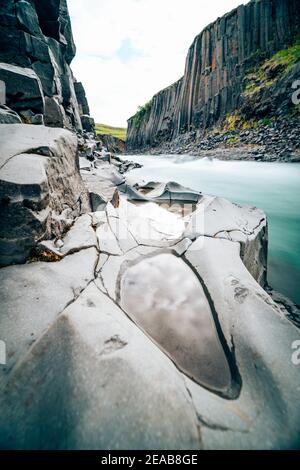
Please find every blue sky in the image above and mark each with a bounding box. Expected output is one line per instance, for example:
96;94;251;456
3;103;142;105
117;38;143;63
68;0;247;127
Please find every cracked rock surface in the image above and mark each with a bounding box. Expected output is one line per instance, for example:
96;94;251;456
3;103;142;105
0;127;299;450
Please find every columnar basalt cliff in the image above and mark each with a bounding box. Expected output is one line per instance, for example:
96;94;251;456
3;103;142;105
127;0;300;151
0;0;92;130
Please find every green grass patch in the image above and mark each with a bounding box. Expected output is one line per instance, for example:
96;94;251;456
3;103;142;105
132;99;153;128
259;116;274;127
95;123;127;141
223;111;257;131
226;135;241;145
244;43;300;96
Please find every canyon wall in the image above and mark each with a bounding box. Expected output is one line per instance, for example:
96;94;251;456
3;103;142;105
0;0;92;130
127;0;300;150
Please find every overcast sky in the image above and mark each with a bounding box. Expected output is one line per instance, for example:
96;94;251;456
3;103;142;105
68;0;247;127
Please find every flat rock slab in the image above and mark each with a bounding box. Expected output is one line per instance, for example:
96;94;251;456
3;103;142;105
0;247;98;390
0;283;200;450
185;195;266;242
184;195;268;285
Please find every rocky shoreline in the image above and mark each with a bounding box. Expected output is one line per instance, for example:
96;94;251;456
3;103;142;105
1;124;300;449
127;115;300;162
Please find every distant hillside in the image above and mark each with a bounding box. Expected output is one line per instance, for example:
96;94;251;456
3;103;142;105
95;123;127;141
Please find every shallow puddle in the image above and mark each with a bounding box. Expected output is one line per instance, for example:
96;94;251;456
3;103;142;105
120;253;238;397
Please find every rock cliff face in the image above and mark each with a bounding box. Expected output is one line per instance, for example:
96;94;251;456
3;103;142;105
0;0;91;130
127;0;300;150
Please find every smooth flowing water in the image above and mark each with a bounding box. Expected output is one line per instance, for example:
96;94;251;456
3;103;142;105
123;154;300;304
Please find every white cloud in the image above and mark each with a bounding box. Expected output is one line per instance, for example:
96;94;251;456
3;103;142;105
68;0;248;127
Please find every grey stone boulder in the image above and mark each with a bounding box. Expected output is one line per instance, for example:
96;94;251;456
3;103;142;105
90;192;108;212
120;184;149;201
0;124;90;266
0;62;44;114
0;105;21;124
81;161;123;209
31;113;44;125
19;109;44;125
99;134;125;154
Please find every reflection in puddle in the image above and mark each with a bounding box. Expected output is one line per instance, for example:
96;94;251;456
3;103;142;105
120;253;239;398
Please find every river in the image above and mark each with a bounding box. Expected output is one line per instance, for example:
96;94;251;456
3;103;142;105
122;154;300;305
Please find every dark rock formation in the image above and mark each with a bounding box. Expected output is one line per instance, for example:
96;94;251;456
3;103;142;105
127;0;300;150
74;81;95;131
74;81;90;116
0;0;92;130
81;114;95;133
0;62;44;115
98;133;126;154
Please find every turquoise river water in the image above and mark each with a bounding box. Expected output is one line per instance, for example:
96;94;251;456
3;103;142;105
123;154;300;305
